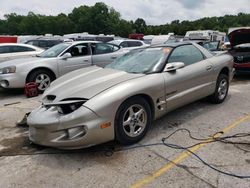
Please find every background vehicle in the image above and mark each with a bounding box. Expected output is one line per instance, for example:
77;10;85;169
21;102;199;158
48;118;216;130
185;30;226;43
0;36;17;43
63;33;114;42
0;43;44;63
228;27;250;73
151;34;174;45
27;42;234;149
0;41;127;91
109;39;149;50
143;35;155;44
25;38;63;49
128;33;144;40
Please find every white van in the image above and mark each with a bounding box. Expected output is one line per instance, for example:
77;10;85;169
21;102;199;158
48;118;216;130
151;33;174;45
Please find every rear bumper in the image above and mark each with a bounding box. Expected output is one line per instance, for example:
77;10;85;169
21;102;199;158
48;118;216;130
234;62;250;73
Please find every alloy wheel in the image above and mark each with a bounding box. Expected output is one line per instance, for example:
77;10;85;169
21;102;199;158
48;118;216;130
122;104;147;137
35;73;51;91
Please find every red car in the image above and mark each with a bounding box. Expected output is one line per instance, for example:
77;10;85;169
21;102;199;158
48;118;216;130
228;27;250;73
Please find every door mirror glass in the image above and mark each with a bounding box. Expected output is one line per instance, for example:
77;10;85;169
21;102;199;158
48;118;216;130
61;52;72;59
164;62;185;72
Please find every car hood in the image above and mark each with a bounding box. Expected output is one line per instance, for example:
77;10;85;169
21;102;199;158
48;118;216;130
228;27;250;47
43;66;144;102
0;56;53;68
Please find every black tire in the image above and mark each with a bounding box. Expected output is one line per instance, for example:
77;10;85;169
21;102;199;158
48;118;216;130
27;70;55;93
209;74;229;104
115;97;152;145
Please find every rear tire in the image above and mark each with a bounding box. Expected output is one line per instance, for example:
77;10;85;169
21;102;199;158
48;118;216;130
209;74;229;104
115;97;152;145
27;70;55;93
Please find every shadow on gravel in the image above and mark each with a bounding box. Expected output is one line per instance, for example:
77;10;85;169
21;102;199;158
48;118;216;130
0;124;118;158
0;88;24;96
233;74;250;84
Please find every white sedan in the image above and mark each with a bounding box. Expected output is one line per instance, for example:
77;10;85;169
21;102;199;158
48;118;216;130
0;43;44;63
0;41;128;91
109;39;149;50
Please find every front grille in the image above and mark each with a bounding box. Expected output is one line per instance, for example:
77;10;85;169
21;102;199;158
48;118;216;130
234;55;250;64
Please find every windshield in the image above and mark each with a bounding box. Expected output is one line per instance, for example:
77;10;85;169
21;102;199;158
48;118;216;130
37;43;71;58
105;47;171;74
109;40;121;46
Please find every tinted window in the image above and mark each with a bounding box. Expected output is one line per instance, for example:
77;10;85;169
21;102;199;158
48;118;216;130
120;42;128;48
67;43;89;57
27;40;61;49
92;43;119;55
168;45;204;66
128;41;143;47
10;46;35;52
27;40;39;46
0;46;10;53
38;41;47;48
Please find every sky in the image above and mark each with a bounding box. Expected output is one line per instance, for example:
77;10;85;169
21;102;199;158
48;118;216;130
0;0;250;25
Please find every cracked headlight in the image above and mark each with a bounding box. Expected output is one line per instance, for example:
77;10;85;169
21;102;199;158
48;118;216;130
43;98;88;115
56;101;84;114
0;66;16;74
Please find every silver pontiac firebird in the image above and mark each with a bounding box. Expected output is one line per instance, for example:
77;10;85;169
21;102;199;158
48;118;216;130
27;42;234;149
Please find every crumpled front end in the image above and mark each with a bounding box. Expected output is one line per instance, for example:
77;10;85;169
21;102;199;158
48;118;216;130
27;103;115;149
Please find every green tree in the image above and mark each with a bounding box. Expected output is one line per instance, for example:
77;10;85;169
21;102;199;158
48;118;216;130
133;18;147;33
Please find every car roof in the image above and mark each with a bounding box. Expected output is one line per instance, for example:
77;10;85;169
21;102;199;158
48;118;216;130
112;39;143;42
64;41;102;45
0;43;43;49
151;41;195;48
27;38;62;41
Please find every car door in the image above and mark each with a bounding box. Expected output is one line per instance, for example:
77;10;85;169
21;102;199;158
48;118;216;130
163;44;214;112
91;43;123;67
58;43;92;76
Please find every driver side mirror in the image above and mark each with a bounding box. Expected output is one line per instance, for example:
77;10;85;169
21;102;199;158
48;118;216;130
164;62;185;72
60;53;72;60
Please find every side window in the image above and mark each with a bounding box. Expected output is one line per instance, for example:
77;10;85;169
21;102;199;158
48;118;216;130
128;41;143;47
26;41;34;45
93;43;119;55
120;42;128;48
38;41;47;48
10;46;35;52
168;45;204;66
67;43;89;57
0;46;10;53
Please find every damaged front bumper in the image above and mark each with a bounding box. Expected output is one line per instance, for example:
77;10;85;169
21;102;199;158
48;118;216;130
27;105;114;149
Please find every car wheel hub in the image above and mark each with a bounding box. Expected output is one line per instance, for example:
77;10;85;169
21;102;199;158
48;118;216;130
122;104;147;137
218;79;227;100
35;74;51;91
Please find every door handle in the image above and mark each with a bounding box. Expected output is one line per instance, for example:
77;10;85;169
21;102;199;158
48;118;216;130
83;60;89;62
206;65;212;71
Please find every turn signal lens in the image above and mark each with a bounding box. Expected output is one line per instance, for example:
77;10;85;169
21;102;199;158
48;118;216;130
100;122;111;129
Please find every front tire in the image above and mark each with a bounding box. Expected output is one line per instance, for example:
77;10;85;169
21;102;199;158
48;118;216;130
115;97;152;145
27;70;54;92
209;74;229;104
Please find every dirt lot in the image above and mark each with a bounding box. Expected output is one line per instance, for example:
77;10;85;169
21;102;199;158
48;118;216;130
0;75;250;188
